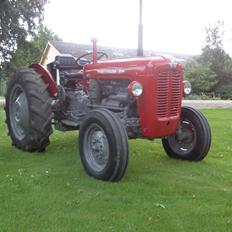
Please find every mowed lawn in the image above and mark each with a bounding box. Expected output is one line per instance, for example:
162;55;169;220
0;109;232;232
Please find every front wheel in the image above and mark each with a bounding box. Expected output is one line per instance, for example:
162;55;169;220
79;109;129;181
162;107;211;161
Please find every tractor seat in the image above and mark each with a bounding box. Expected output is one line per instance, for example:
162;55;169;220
54;54;82;70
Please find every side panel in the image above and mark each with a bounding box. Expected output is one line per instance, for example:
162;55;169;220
29;64;58;97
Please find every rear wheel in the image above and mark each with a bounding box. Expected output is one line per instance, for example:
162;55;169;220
162;107;211;161
79;109;129;181
5;68;53;152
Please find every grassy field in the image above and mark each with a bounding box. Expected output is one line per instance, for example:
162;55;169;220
0;109;232;232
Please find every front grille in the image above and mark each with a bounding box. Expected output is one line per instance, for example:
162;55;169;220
156;70;181;118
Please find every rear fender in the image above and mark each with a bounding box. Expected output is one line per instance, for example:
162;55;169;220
29;64;58;97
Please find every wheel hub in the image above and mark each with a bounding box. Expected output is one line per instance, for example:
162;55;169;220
91;131;108;165
9;85;29;140
84;124;110;172
176;125;194;144
168;119;196;154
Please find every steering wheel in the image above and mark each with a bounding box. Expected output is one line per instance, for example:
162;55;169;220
76;52;109;68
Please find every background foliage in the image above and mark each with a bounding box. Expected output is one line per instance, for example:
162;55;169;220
0;0;48;64
0;0;60;95
185;21;232;99
0;24;60;95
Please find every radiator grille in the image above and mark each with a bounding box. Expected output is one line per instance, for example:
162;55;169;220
157;70;181;118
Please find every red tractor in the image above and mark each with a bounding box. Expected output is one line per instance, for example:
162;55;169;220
5;39;211;181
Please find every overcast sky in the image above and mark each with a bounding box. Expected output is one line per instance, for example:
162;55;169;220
43;0;232;56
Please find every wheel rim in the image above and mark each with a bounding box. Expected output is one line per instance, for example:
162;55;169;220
83;123;110;173
167;119;197;156
9;84;29;140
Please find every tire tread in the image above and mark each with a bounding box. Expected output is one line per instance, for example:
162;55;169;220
5;68;53;152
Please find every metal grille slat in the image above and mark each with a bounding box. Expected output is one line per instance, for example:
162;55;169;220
156;70;181;118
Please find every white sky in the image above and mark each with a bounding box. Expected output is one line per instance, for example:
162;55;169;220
43;0;232;56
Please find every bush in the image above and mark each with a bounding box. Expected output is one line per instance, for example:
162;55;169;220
219;85;232;99
184;93;221;100
0;73;7;96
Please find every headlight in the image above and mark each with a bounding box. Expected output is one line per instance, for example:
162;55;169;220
183;80;192;95
128;81;143;97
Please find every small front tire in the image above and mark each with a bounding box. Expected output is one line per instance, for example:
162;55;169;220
162;107;211;161
79;109;129;181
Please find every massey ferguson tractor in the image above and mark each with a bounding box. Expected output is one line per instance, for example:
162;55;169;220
5;39;211;182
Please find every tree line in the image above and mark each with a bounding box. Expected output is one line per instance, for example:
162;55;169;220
185;21;232;99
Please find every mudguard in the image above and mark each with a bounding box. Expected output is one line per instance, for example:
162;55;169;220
29;63;57;96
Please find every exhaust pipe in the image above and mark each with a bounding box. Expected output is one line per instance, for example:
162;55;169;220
137;0;143;57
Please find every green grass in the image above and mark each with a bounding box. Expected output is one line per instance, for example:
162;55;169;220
0;109;232;232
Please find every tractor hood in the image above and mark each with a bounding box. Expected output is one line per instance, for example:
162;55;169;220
83;56;183;79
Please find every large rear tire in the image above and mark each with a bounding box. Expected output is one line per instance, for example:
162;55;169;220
5;68;53;152
162;107;211;161
79;109;129;181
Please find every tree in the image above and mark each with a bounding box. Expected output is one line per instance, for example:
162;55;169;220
184;57;217;95
204;21;224;50
0;24;61;95
201;21;232;92
0;0;48;65
185;21;232;98
10;24;61;68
